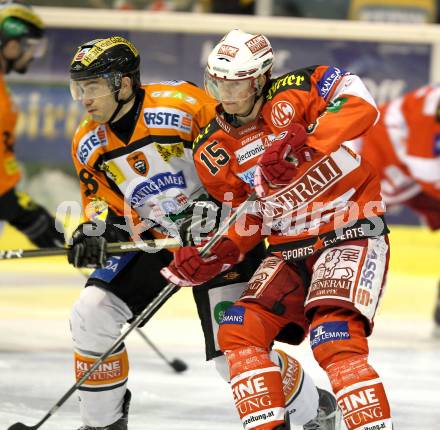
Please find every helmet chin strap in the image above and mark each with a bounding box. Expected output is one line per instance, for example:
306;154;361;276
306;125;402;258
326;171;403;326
109;89;136;123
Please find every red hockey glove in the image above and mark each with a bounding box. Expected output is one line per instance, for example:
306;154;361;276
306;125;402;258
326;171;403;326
160;238;240;287
255;124;312;197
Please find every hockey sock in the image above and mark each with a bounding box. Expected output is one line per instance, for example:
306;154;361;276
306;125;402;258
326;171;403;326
225;346;286;430
326;355;392;430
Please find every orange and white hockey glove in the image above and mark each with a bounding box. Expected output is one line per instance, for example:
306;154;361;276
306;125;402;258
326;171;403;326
160;238;240;287
254;123;312;197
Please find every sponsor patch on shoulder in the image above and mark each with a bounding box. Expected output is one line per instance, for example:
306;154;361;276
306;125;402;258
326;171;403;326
76;125;107;164
220;305;245;325
310;321;350;349
317;66;345;100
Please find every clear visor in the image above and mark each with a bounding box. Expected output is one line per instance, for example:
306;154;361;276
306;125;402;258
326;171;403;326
23;37;48;59
70;74;120;101
204;69;256;103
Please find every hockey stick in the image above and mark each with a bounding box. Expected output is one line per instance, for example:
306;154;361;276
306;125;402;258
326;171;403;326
0;237;181;260
136;329;188;373
77;269;189;374
8;192;257;430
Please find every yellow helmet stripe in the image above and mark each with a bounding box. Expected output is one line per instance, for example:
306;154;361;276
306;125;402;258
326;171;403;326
80;36;138;67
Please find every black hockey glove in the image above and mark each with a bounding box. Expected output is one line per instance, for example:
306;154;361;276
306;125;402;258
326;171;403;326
0;189;65;248
68;221;108;268
179;196;221;246
67;214;131;269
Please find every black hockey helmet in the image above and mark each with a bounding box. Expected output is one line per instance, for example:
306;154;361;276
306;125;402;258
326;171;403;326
70;36;140;96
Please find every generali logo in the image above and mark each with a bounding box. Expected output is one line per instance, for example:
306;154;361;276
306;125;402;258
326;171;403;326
218;44;239;58
127;151;149;176
259;156;343;219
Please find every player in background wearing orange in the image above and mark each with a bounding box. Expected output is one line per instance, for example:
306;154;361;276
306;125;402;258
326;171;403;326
349;84;440;331
162;29;393;430
0;1;64;247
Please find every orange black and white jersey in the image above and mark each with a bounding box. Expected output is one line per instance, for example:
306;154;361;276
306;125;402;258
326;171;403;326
72;81;216;231
0;73;20;196
353;84;440;206
193;65;387;259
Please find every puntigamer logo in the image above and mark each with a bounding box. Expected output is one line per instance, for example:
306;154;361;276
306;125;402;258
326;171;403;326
130;171;186;208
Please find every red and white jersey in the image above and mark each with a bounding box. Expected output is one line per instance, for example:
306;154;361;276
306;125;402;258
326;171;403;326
72;81;216;231
353;84;440;205
0;74;20;196
193;65;386;256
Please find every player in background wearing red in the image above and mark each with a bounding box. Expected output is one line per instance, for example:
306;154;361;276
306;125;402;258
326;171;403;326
162;29;393;430
349;84;440;333
0;1;64;247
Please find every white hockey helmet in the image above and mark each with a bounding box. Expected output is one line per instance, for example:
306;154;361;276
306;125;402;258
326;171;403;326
205;29;273;103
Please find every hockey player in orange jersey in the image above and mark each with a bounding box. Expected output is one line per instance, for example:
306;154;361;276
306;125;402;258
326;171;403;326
0;1;64;247
67;36;218;430
162;29;393;430
350;84;440;330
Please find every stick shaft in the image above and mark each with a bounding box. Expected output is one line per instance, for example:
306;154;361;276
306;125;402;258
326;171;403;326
0;238;181;260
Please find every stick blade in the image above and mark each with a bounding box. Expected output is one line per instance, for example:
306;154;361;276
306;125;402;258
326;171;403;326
8;423;36;430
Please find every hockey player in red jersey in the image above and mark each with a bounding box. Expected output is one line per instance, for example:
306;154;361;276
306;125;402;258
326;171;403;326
162;29;393;430
349;84;440;329
0;1;64;247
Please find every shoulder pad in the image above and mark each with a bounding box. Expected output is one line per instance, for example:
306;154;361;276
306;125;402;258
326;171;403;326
145;81;207;106
146;80;187;87
266;66;317;101
192;120;221;153
74;123;108;165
